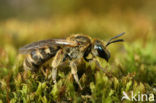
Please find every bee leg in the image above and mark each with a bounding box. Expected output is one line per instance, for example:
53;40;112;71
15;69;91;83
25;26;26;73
51;67;57;83
48;50;64;83
94;59;113;77
96;60;106;72
70;61;83;90
91;59;106;72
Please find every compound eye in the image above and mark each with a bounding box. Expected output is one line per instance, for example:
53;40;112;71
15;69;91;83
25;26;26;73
96;45;110;62
97;46;105;57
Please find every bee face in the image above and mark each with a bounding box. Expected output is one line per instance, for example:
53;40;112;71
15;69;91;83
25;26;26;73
93;40;110;62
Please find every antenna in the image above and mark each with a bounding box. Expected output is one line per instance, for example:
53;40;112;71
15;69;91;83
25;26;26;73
106;32;125;47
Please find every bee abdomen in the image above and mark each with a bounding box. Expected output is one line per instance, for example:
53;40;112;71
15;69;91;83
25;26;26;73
23;47;60;71
23;56;39;71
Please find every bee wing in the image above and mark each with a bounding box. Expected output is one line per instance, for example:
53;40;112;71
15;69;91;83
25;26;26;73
19;39;77;54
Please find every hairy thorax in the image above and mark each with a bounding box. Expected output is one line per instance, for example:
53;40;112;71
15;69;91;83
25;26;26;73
65;46;83;60
64;34;92;60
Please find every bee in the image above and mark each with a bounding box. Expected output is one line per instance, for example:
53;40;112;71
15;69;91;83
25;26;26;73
19;32;125;89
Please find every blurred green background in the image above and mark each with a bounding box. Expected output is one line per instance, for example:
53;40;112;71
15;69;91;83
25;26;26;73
0;0;156;102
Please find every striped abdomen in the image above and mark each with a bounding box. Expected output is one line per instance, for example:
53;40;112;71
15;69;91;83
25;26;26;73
23;47;60;71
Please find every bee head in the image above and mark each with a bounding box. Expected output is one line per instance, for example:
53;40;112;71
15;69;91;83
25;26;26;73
92;40;110;62
92;32;125;62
